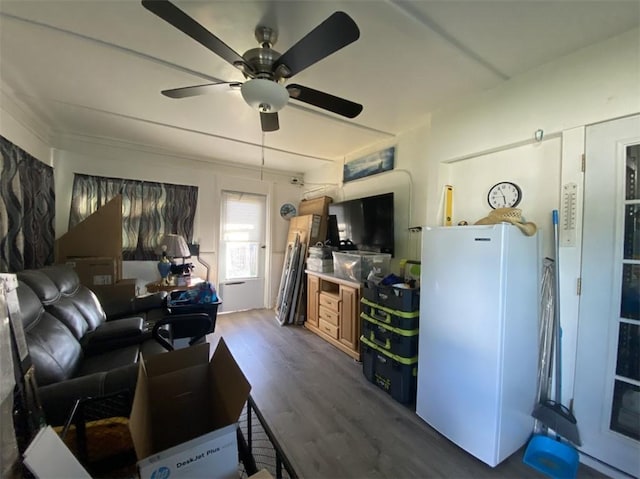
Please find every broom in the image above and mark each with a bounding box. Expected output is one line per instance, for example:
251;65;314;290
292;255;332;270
531;210;581;446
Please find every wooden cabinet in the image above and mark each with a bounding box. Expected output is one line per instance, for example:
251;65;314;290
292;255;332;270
307;274;320;328
339;286;358;350
305;271;361;360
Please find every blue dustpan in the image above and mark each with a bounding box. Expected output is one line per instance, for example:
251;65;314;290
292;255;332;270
523;434;579;479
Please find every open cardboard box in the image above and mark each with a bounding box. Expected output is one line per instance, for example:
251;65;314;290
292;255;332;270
129;339;251;479
65;256;119;287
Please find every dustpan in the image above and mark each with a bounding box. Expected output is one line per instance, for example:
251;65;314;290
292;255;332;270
524;434;579;479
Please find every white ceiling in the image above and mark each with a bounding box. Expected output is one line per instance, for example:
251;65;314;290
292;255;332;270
1;1;638;174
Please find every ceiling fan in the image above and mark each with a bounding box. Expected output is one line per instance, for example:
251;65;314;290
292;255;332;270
141;0;363;132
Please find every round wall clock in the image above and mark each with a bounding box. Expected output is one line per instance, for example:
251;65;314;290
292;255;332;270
487;181;522;209
279;203;297;220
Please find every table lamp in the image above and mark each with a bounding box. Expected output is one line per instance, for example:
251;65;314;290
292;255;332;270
157;234;190;284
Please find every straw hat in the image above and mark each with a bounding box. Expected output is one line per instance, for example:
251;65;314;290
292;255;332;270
474;208;537;236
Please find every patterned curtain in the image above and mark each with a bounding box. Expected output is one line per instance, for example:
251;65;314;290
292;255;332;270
69;173;198;260
0;136;55;272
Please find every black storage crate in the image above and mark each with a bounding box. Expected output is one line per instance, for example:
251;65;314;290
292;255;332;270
361;298;419;331
361;313;419;358
360;335;417;404
167;290;221;334
363;281;420;312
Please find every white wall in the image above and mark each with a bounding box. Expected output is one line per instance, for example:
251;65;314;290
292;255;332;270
426;27;640;225
304;121;431;270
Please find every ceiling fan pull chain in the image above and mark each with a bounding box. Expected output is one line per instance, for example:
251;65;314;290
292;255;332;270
261;131;265;181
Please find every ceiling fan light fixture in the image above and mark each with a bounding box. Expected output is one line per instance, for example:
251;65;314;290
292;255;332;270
241;78;289;113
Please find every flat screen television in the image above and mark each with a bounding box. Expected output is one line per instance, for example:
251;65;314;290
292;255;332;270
328;192;394;256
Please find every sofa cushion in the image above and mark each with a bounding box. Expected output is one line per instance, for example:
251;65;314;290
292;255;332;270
17;281;83;386
16;269;60;306
41;265;106;331
17;269;90;339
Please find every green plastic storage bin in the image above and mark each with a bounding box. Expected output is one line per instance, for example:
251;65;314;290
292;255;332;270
360;335;418;404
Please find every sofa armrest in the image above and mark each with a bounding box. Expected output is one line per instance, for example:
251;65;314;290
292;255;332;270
105;292;167;321
93;317;144;341
37;364;138;427
131;292;167;313
82;317;146;354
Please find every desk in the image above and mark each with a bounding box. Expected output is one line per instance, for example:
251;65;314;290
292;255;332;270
145;276;203;293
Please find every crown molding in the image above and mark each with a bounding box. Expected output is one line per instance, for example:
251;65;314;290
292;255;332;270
53;131;305;178
0;84;54;145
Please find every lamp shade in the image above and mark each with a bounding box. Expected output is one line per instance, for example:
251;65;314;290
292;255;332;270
157;234;191;259
241;78;289;113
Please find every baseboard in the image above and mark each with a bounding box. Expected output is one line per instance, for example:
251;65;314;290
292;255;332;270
579;452;635;479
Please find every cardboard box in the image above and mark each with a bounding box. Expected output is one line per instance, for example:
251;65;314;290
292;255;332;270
249;470;275;479
129;339;251;479
55;195;123;263
65;256;119;287
91;279;138;316
91;278;137;303
298;196;332;245
287;214;322;247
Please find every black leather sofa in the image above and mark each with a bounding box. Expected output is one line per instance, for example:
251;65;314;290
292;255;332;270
14;265;212;426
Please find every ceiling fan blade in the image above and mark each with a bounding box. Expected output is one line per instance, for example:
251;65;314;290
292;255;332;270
274;12;359;78
287;84;363;118
260;112;280;132
142;0;246;69
162;82;241;98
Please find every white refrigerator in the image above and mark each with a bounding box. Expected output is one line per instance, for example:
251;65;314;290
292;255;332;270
416;224;540;467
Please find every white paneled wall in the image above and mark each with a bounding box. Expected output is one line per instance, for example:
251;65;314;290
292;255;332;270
447;136;561;259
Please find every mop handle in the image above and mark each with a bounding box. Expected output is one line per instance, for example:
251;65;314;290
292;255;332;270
553;210;562;405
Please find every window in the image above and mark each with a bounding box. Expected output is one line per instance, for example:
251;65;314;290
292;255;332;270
220;191;265;279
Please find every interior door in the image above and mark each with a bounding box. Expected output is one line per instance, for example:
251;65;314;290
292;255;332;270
574;115;640;477
218;190;267;313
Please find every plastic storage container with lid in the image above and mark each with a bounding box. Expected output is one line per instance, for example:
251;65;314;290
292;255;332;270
332;251;391;282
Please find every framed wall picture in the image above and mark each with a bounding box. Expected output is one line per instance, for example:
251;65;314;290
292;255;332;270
343;146;395;183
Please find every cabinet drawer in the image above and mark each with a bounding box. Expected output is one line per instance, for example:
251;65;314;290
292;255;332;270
318;319;339;339
318;305;339;326
319;292;340;311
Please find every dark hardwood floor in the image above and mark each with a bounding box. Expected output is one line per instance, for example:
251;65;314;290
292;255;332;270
209;309;606;479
